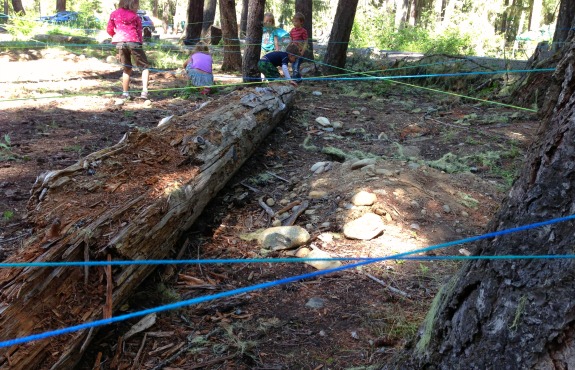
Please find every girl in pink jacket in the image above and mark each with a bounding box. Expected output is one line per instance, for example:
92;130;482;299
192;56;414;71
107;0;150;100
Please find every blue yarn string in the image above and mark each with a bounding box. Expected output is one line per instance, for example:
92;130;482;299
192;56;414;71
1;214;574;348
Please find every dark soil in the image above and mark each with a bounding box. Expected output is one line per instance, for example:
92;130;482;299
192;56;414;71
0;47;539;369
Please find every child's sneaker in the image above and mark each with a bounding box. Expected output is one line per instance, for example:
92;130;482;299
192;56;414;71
137;91;149;100
121;92;132;100
200;87;211;95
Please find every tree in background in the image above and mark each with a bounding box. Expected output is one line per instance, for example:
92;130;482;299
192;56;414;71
387;27;575;368
242;0;264;83
322;0;359;74
239;0;248;37
56;0;64;12
219;0;242;71
11;0;25;13
201;0;216;35
295;0;314;62
185;0;204;44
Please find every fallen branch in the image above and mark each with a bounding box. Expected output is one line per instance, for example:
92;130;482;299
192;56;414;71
282;200;309;226
258;196;275;217
366;273;411;299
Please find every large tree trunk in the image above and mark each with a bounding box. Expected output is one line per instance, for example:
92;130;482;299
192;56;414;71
219;0;242;71
387;31;575;369
322;0;359;75
55;0;65;12
201;0;217;36
295;0;314;62
0;86;296;370
242;0;264;83
11;0;24;14
551;0;575;52
185;0;204;44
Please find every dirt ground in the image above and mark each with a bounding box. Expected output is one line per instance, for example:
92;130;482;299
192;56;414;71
0;47;539;369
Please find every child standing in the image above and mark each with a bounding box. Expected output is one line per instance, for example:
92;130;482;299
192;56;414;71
261;12;282;54
107;0;150;100
183;42;214;95
289;12;308;82
258;43;300;86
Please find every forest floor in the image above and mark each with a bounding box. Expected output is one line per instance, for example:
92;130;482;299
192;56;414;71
0;46;539;369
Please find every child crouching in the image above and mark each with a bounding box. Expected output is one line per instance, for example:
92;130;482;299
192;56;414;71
258;43;300;86
184;42;213;95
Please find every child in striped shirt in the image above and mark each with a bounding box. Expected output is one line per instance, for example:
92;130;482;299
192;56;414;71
289;12;308;82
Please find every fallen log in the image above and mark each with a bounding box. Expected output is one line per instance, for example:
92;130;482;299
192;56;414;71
0;85;295;369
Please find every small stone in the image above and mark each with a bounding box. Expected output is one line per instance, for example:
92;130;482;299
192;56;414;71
434;213;441;218
461;211;469;217
279;198;289;205
312;91;322;96
114;99;125;106
272;219;282;227
375;168;395;176
351;158;377;170
310;161;328;172
266;198;275;207
306;297;326;309
352;110;360;115
304;209;316;215
443;205;451;213
343;213;385;240
303;248;342;270
315;116;331;127
332;121;343;129
410;223;420;230
308;190;328;199
319;330;326;336
320;222;331;228
351;191;377;206
421;209;427;215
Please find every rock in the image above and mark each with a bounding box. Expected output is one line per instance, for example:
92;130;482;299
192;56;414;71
114;99;125;106
315;116;331;127
310;161;328;172
312;91;322;96
308;190;328;199
262;233;294;251
332;121;343;129
375;168;395;176
241;226;310;248
279;198;290;206
351;158;377;170
461;211;469;217
410;223;420;230
343;213;385;240
266;198;275;207
351;191;377;206
300;248;342;270
352;110;360;115
443;204;451;213
106;55;117;64
306;297;326;309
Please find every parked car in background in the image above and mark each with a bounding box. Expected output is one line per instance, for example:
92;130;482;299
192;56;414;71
137;10;155;40
38;11;78;24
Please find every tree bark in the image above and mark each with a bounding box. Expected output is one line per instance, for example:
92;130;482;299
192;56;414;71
56;0;65;12
551;0;575;52
0;86;296;370
11;0;24;14
387;32;575;369
185;0;204;44
242;0;264;83
201;0;217;36
295;0;314;62
322;0;359;75
239;0;249;37
219;0;242;71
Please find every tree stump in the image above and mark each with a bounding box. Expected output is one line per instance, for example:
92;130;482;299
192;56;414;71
0;85;295;369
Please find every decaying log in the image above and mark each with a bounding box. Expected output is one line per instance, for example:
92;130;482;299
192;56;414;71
0;85;295;369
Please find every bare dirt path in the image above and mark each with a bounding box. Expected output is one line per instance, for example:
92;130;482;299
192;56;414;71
0;49;539;369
